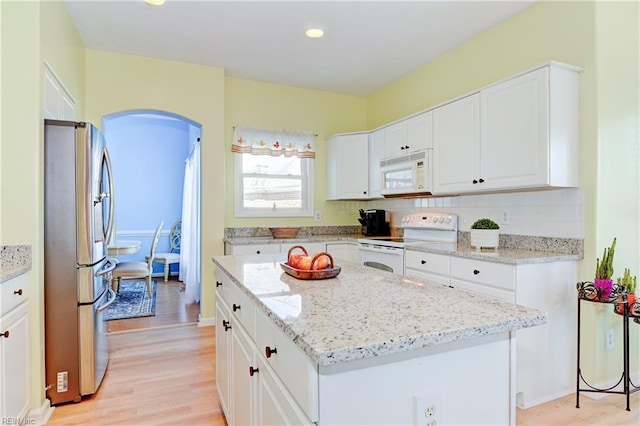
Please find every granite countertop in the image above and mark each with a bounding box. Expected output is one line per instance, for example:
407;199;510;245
407;242;582;264
212;253;547;366
1;245;32;283
223;235;361;245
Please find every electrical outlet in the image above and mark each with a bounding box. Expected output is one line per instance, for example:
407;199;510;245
605;328;614;351
500;209;511;225
314;211;322;222
415;391;443;426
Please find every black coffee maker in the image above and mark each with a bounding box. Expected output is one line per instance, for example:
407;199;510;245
358;209;390;236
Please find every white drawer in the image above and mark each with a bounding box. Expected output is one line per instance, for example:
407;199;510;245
217;271;256;340
405;269;450;287
255;309;319;422
451;278;515;303
405;250;450;275
450;257;516;291
1;274;29;315
229;243;280;256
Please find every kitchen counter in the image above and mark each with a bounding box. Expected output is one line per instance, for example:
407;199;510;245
212;253;546;366
1;245;32;283
223;234;361;246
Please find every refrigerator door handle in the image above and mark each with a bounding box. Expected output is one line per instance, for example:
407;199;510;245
96;287;117;313
96;258;117;277
101;147;116;244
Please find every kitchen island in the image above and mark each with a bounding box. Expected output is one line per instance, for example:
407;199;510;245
212;253;547;425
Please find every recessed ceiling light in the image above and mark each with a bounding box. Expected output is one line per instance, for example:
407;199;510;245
305;28;324;39
145;0;165;5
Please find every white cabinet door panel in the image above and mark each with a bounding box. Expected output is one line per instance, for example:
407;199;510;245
0;302;29;420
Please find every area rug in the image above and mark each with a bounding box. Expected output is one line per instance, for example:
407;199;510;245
104;280;157;321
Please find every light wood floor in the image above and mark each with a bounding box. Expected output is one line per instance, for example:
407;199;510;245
49;295;640;425
107;277;200;333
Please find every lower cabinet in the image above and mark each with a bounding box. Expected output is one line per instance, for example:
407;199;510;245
216;270;316;425
0;301;30;420
325;242;359;263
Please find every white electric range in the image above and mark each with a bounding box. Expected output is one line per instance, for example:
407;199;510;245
357;212;458;275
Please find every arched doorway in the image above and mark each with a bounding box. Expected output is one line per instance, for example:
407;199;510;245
103;110;202;331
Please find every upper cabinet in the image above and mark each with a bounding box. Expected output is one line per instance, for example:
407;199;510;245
43;63;76;121
368;129;385;199
433;63;580;195
382;111;432;159
326;133;369;200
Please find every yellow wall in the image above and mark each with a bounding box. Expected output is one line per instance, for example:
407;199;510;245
224;77;367;227
366;0;639;383
84;50;225;322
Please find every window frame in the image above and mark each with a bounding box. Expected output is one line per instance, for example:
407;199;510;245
234;153;314;218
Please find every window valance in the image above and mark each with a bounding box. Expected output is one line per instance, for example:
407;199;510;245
232;124;315;159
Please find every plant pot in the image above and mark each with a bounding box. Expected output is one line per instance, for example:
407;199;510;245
470;229;499;250
594;278;614;300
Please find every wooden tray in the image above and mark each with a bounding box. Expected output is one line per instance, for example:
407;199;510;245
280;262;341;280
281;245;341;280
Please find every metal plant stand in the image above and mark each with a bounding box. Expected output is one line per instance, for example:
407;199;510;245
576;281;640;411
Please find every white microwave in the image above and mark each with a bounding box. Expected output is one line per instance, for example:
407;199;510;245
380;150;432;197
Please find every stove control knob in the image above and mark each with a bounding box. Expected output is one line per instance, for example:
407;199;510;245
439;217;445;223
446;217;452;224
432;217;438;223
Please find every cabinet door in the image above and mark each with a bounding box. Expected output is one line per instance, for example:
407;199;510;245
215;298;232;420
231;324;258;426
281;242;326;258
368;129;385;198
383;122;407;158
326;243;358;263
326;134;369;200
480;67;549;190
406;111;432;152
432;94;480;194
0;303;29;420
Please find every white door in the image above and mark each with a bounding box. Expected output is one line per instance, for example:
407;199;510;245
405;111;432;152
383;121;407;158
480;67;549;190
215;299;232;419
231;324;257;426
0;303;30;420
335;134;369;199
432;94;480;194
368;129;385;198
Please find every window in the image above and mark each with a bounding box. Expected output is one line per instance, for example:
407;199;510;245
232;125;315;217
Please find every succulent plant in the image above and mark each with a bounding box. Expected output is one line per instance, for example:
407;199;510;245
470;218;500;230
617;267;637;294
595;237;617;280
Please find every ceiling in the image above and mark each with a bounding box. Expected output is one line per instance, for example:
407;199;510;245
65;0;537;96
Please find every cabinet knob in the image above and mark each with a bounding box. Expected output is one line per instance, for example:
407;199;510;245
479;178;485;183
249;366;260;376
0;331;9;338
222;320;231;331
405;145;410;150
14;288;23;295
400;146;405;150
233;304;241;312
473;269;480;275
256;250;261;254
265;346;278;358
216;281;222;287
472;179;478;184
363;191;367;195
421;260;427;265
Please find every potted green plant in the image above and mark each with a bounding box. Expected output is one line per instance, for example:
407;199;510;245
617;267;637;307
594;237;616;299
470;218;500;250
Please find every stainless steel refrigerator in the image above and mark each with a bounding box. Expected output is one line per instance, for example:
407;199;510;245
44;119;117;405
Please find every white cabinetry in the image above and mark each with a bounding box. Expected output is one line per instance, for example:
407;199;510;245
404;250;451;287
383;112;432;159
368;129;385;199
433;63;579;195
215;270;316;425
225;241;328;257
432;253;577;408
325;242;359;263
0;274;30;421
43;63;76;120
326;133;369;200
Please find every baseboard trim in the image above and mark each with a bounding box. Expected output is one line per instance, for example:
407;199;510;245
198;315;215;327
27;399;55;426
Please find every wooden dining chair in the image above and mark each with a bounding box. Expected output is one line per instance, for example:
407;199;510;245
110;221;163;296
146;220;181;281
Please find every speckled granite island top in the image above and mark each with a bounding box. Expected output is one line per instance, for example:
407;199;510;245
212;253;547;366
1;245;32;283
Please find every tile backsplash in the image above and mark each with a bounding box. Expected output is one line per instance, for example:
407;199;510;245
365;188;584;239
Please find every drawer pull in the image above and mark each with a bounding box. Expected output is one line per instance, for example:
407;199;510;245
249;366;259;376
479;178;485;183
265;346;278;358
256;250;261;254
0;331;9;338
222;320;231;331
14;288;23;295
233;304;241;312
473;269;480;275
216;281;222;287
472;179;478;184
421;260;427;265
